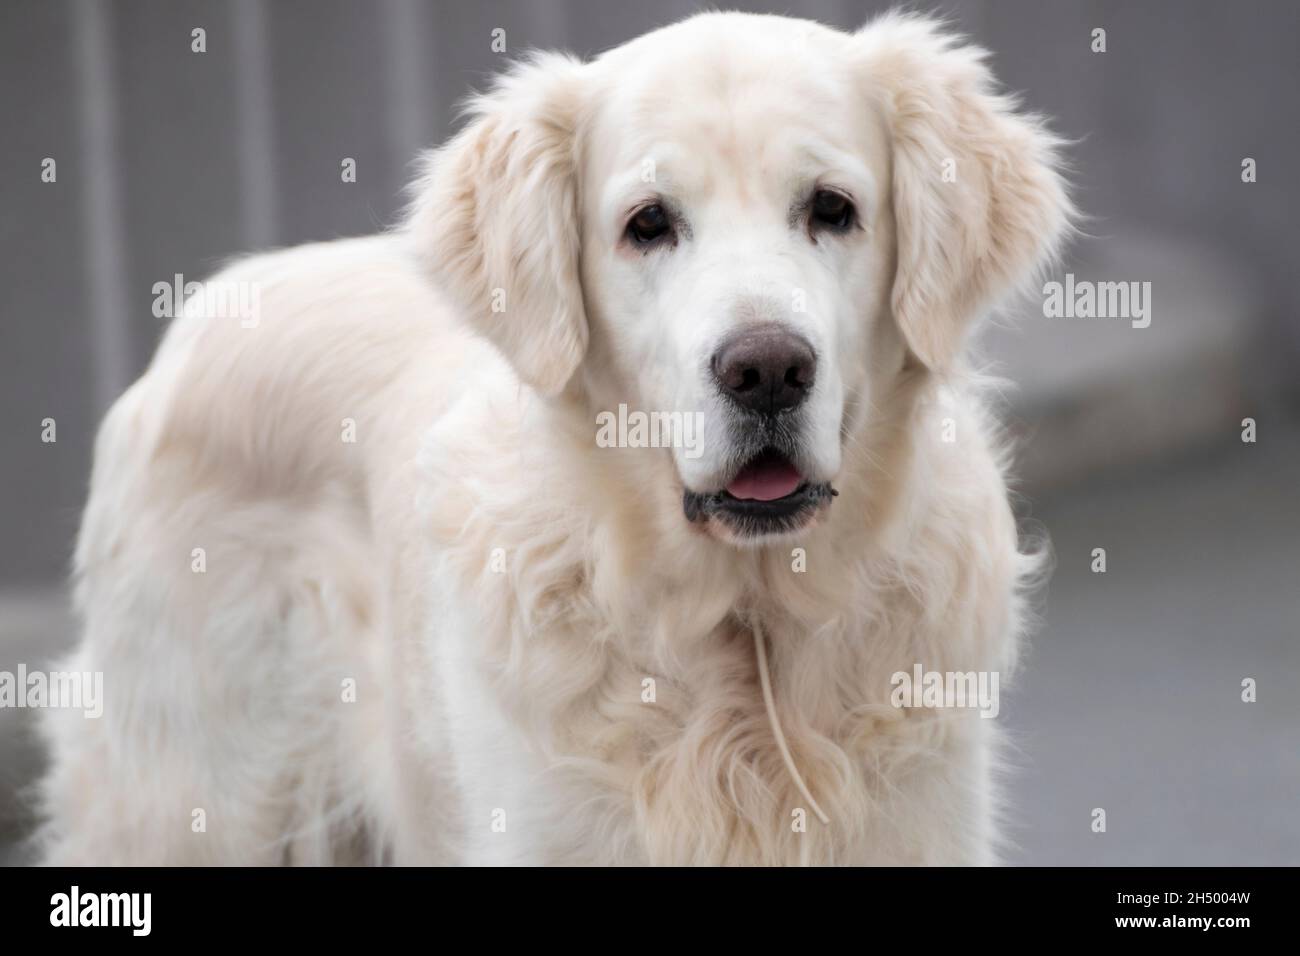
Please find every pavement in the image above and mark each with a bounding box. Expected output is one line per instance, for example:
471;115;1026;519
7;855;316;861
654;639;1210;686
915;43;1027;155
1001;430;1300;865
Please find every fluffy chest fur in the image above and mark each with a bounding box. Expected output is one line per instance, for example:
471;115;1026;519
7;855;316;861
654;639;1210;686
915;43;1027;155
408;378;1030;865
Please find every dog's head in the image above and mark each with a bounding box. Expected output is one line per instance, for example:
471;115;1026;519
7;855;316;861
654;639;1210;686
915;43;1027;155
410;12;1071;545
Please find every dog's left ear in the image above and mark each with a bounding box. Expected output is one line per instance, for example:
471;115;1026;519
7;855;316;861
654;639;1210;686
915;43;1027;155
407;53;588;396
856;14;1074;370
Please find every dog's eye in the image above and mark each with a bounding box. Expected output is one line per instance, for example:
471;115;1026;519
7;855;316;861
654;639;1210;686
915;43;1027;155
810;190;855;232
627;204;672;245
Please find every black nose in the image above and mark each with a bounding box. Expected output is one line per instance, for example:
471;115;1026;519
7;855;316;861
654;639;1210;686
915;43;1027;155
711;324;816;415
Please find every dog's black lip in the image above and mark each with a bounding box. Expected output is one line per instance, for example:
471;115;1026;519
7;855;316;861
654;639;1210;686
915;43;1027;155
682;442;836;530
682;481;836;528
719;481;812;513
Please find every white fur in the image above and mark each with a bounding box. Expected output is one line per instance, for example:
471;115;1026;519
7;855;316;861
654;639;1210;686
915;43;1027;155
38;12;1072;865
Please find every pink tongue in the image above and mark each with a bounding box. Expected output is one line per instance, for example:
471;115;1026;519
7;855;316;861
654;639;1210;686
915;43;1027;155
726;456;803;501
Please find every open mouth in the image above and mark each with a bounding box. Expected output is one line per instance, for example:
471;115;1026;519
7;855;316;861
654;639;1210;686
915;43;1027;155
725;447;804;502
683;447;836;536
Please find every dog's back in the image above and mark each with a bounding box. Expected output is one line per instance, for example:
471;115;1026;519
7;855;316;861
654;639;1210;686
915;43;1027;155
36;235;479;863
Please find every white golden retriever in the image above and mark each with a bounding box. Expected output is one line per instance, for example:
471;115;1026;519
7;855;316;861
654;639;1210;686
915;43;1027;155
38;11;1072;865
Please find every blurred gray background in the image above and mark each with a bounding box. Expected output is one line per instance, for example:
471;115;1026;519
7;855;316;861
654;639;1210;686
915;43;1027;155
1;0;1297;865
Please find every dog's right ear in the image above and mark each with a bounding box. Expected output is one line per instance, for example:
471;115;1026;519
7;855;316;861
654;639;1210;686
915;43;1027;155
407;53;589;397
854;14;1074;372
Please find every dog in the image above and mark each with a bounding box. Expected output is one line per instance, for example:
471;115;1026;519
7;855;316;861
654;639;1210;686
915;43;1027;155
37;11;1072;865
